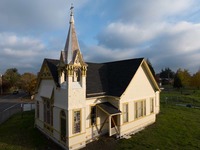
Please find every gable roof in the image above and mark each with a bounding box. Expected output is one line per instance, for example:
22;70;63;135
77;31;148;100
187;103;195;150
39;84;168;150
42;57;158;98
86;58;144;97
44;58;60;87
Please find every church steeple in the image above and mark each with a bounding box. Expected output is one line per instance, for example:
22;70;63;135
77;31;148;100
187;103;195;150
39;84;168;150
59;5;87;86
62;5;81;64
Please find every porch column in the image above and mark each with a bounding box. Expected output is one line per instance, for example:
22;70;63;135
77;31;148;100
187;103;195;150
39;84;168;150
109;116;111;136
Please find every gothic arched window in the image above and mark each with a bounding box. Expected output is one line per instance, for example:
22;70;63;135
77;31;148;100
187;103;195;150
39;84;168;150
60;110;66;143
73;68;81;82
36;101;39;118
43;95;54;132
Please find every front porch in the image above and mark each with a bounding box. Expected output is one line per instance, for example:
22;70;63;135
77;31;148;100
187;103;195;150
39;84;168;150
96;102;121;137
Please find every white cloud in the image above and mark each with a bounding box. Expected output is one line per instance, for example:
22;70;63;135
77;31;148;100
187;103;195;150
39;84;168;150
0;33;59;73
147;22;200;54
83;45;137;63
0;0;89;32
97;22;167;49
120;0;195;24
92;0;200;73
0;33;44;57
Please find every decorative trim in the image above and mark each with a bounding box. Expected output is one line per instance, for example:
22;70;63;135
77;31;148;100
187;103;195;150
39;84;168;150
81;66;87;76
86;95;120;100
67;65;74;76
87;92;106;96
68;132;86;139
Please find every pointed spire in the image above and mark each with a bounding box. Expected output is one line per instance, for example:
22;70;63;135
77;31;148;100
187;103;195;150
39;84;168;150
70;4;74;24
62;5;81;64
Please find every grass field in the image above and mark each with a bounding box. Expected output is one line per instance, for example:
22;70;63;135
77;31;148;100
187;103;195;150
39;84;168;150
118;105;200;150
0;88;200;150
0;111;61;150
161;87;200;107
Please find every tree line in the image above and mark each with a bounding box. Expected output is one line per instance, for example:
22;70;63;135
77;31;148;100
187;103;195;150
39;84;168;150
158;68;200;89
0;68;37;95
1;64;199;95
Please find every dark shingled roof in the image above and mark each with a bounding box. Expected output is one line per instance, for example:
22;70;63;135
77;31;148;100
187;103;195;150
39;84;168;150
44;58;144;98
86;58;144;97
44;58;60;87
86;63;109;97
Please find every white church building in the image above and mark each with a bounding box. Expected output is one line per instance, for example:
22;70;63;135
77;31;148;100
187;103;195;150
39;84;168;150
34;7;160;150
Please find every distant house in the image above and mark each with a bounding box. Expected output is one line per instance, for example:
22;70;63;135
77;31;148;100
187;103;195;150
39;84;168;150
34;7;160;150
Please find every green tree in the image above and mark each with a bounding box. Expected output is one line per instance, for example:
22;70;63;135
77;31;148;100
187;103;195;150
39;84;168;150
174;68;191;88
173;73;182;89
159;68;175;79
191;71;200;89
3;68;21;92
20;73;37;95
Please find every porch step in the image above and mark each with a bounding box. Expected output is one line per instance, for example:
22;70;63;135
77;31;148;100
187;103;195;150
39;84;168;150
123;135;131;139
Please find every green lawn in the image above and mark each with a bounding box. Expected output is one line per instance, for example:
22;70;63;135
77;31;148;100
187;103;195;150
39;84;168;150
0;111;61;150
118;105;200;150
161;87;200;107
1;89;200;150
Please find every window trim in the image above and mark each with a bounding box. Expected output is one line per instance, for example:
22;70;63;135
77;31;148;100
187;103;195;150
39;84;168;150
135;100;146;119
72;109;81;134
122;103;129;123
150;98;154;113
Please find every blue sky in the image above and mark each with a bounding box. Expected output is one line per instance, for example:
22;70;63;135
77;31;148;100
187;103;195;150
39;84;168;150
0;0;200;74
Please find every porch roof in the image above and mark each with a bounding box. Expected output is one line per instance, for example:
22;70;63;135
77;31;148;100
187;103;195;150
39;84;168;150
96;102;121;116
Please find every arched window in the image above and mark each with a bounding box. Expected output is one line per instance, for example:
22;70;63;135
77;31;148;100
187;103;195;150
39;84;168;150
43;97;54;132
73;68;81;82
36;101;39;118
73;110;81;134
64;71;67;81
60;110;66;142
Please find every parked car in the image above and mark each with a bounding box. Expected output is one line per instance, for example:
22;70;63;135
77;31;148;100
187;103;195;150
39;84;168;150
12;91;19;95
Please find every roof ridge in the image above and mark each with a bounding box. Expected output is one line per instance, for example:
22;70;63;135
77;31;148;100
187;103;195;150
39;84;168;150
86;57;144;65
103;57;144;64
44;58;59;61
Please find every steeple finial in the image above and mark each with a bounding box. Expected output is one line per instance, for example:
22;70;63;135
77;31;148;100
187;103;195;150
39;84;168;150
70;3;74;24
62;3;80;64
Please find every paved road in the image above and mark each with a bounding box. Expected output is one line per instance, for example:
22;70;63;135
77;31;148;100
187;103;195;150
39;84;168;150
0;92;28;112
0;102;20;112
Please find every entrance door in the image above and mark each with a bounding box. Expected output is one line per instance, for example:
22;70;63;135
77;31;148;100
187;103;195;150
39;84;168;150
110;115;119;136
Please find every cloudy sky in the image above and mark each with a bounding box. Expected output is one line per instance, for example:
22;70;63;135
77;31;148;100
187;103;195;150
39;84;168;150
0;0;200;75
